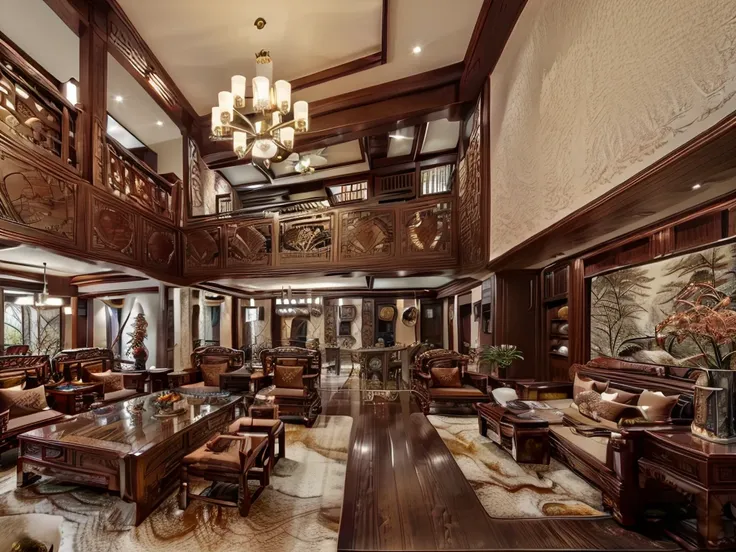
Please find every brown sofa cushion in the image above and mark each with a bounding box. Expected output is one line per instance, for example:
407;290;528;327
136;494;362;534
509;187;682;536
183;436;248;471
104;389;138;402
563;406;619;431
267;387;307;398
274;365;304;389
228;417;283;433
6;409;63;433
638;390;679;421
550;425;609;464
89;371;124;392
574;390;641;423
430;385;486;399
573;374;608;398
81;361;105;375
201;362;229;386
0;386;48;418
0;375;25;389
430;367;462;388
606;387;640;405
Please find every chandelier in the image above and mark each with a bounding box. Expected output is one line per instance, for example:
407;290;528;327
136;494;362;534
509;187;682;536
210;50;309;166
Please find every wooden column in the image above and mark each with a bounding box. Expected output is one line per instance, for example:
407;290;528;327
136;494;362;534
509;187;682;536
231;297;240;350
568;258;587;367
0;288;5;353
156;284;168;367
78;3;108;187
70;296;79;348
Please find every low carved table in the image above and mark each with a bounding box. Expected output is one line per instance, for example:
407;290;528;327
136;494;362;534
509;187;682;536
477;403;550;464
639;430;736;550
17;393;239;525
46;383;105;415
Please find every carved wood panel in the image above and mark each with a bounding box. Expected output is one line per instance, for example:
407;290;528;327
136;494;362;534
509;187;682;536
324;300;337;345
91;197;135;259
362;298;375;347
339;210;394;260
459;99;483;269
226;221;272;267
184;228;221;270
188;138;203;211
0;146;76;241
279;214;332;264
401;201;453;256
142;219;176;270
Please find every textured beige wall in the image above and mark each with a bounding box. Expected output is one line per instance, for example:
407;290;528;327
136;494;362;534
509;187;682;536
490;0;736;259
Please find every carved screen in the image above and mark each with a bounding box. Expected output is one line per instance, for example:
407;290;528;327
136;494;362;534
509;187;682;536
143;220;176;269
0;150;76;240
227;221;272;266
185;228;221;269
402;201;452;255
279;215;332;263
91;198;135;259
458;99;483;268
339;210;394;260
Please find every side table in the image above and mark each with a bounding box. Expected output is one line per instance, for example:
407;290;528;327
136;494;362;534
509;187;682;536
515;381;573;401
477;402;550;464
639;430;736;550
46;383;105;414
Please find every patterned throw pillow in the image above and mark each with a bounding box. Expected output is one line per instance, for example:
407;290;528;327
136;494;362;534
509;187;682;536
430;367;462;388
89;370;124;392
0;385;48;418
573;374;609;399
607;387;640;405
201;362;229;386
274;365;304;389
575;390;642;422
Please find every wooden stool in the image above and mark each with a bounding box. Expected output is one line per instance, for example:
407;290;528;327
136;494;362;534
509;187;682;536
179;434;270;516
228;414;286;469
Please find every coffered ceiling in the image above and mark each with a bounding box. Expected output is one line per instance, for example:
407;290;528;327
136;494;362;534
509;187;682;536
114;0;484;114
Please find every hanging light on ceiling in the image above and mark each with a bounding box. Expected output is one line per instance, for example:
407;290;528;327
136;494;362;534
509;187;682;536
210;47;309;166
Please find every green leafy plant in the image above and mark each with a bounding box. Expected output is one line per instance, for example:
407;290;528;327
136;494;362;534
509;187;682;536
480;344;524;371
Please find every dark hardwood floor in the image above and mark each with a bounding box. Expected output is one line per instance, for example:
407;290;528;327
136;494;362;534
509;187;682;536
322;388;678;552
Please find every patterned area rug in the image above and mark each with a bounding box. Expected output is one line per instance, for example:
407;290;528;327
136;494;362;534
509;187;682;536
427;415;607;519
0;415;352;552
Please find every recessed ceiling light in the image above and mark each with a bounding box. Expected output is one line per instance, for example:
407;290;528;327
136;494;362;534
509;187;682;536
692;183;702;190
114;95;123;103
156;121;164;127
412;46;422;54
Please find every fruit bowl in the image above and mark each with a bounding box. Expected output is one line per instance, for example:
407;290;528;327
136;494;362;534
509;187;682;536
152;391;182;414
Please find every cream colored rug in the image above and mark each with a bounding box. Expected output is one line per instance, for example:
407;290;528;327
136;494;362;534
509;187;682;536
427;415;607;519
0;415;352;552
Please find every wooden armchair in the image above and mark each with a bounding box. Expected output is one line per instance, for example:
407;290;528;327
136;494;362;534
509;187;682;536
412;349;489;414
4;345;29;355
52;348;145;405
169;346;245;390
254;347;322;427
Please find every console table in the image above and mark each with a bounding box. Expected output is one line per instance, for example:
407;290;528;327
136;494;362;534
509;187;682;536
477;403;550;464
639;430;736;550
46;383;104;415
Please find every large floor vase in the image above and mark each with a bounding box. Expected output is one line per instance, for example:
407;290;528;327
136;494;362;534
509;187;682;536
692;368;736;443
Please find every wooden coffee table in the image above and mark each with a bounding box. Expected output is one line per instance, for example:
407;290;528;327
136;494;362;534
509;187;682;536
46;383;105;414
17;393;239;524
477;403;550;464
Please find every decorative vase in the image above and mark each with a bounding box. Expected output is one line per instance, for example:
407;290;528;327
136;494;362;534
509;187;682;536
692;368;736;443
132;346;148;371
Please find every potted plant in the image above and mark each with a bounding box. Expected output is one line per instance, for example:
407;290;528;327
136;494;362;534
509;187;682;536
655;283;736;443
480;344;524;379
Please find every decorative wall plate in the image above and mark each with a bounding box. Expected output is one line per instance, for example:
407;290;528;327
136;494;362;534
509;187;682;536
401;306;418;327
379;305;396;322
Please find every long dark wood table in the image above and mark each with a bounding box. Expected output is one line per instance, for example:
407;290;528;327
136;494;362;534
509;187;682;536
17;393;239;524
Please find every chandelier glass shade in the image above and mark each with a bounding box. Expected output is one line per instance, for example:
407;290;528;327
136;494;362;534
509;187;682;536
210;50;308;164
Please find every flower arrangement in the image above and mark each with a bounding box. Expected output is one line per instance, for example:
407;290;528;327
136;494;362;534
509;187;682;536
480;344;524;377
655;283;736;370
126;312;149;369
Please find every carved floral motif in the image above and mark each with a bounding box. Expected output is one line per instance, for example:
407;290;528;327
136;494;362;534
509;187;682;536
185;228;220;269
91;200;135;257
339;210;394;259
226;221;271;266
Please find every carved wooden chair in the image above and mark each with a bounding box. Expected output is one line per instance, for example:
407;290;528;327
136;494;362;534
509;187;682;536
254;347;322;427
169;346;245;390
4;345;29;356
52;348;145;405
412;349;489;414
179;433;270;517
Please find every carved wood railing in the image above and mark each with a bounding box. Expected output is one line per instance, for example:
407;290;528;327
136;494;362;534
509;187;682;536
106;136;177;222
0;35;78;170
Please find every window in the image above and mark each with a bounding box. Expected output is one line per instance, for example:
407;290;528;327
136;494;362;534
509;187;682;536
420;164;454;196
4;303;62;356
328;181;368;205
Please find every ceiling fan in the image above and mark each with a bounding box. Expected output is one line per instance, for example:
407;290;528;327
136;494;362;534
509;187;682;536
285;149;328;174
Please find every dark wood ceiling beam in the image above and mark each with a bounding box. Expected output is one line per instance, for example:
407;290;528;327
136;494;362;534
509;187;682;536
70;272;146;286
436;277;481;299
460;0;527;102
42;0;89;35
